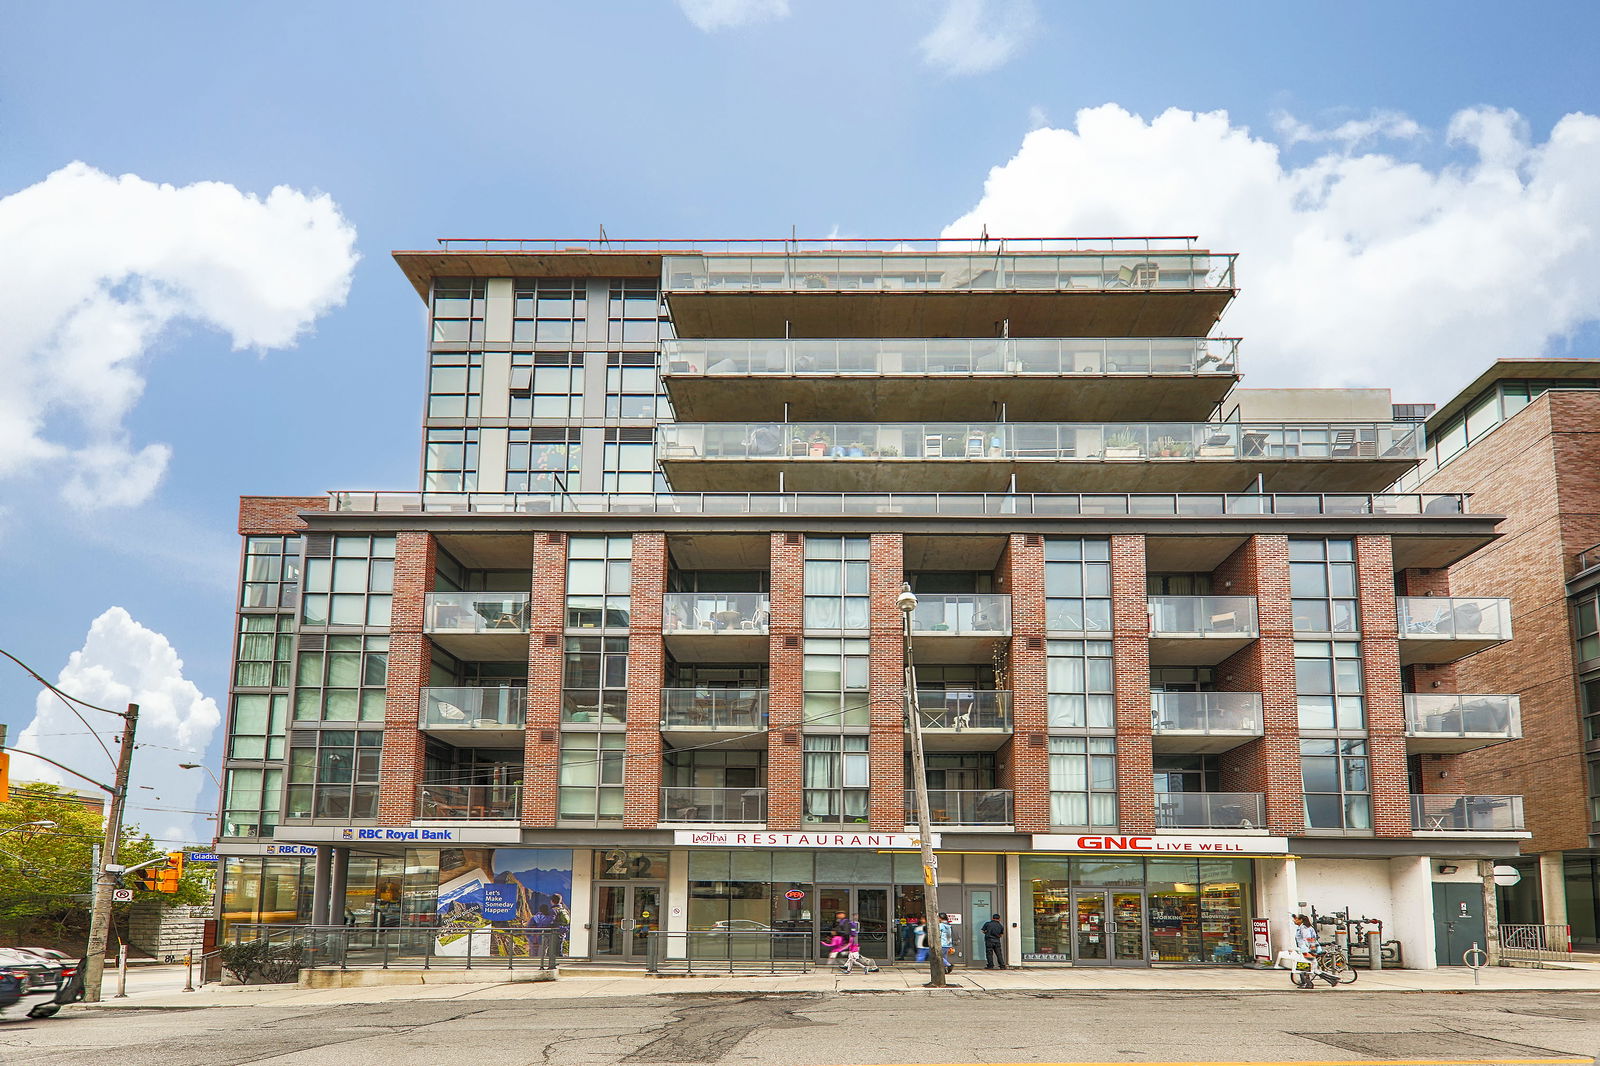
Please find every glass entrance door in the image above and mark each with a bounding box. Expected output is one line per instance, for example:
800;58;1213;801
1109;891;1148;966
817;885;891;963
593;883;662;962
1072;891;1148;966
966;888;996;965
1071;892;1108;963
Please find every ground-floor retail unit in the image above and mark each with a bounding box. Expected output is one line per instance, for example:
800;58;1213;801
1494;849;1600;948
215;827;1523;969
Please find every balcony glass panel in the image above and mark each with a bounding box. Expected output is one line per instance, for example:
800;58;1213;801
420;687;526;729
661;688;769;730
1410;794;1525;831
663;593;770;633
906;789;1014;825
908;594;1011;635
915;690;1012;730
1148;596;1259;637
662;338;1239;377
1404;694;1521;737
660;787;767;823
1397;597;1512;640
1150;692;1263;734
1153;792;1265;828
423;592;530;633
662;252;1236;293
416;783;522;820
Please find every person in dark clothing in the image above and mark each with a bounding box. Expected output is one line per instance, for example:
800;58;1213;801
982;913;1007;969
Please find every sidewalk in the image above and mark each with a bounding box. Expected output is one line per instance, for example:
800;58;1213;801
77;962;1600;1010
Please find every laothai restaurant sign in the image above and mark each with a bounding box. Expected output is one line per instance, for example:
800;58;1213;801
1031;834;1288;855
674;830;941;849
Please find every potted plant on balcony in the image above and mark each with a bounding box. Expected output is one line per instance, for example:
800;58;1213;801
1104;430;1143;458
1152;435;1178;457
808;430;831;457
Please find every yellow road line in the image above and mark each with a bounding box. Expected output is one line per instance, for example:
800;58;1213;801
843;1060;1593;1066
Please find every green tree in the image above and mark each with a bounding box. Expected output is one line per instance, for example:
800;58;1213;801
0;783;210;946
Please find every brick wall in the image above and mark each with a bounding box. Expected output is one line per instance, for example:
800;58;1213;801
1003;535;1050;831
238;496;325;535
765;533;806;829
624;533;666;828
1356;535;1411;837
522;533;568;826
1111;535;1154;832
868;535;907;830
377;531;435;826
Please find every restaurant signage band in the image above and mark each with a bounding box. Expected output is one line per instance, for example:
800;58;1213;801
1032;833;1288;855
674;830;940;849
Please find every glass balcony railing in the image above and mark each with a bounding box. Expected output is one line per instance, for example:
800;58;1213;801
1397;597;1512;641
661;688;769;730
424;593;531;634
1154;792;1265;829
660;787;768;823
1148;596;1259;638
1404;694;1521;738
1150;692;1263;734
416;783;522;820
661;338;1240;377
663;593;769;633
662;252;1236;293
1410;794;1525;832
329;490;1471;518
906;789;1014;825
1577;542;1600;576
915;690;1012;730
657;422;1424;462
908;594;1011;635
420;687;526;730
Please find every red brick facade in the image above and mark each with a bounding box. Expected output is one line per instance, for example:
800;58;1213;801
377;531;435;826
765;532;806;830
624;533;667;828
522;533;568;826
1111;535;1154;832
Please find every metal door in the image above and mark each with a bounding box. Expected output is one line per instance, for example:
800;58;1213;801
966;888;996;964
1432;883;1486;966
592;883;662;962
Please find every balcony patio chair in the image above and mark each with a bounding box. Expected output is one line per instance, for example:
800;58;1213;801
1198;432;1235;457
432;701;467;722
1332;429;1357;456
1208;611;1239;633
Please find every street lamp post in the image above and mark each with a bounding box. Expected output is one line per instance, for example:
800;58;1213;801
0;820;57;838
897;582;946;988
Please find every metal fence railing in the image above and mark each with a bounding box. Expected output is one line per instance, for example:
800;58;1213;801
645;930;815;974
225;924;564;972
1499;924;1573;961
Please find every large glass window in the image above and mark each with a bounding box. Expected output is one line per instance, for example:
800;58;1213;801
222;767;284;838
426;351;483;418
802;734;869;824
1045;538;1112;632
804;536;870;629
513;280;587;343
803;638;870;728
1583;675;1600;743
235;614;295;687
509;352;585;419
506;428;581;492
558;733;625;821
300;536;395;628
603;428;659;493
608;280;666;344
241;535;302;609
286;728;382;821
606;352;665;419
563;636;628;725
566;535;632;629
1301;738;1371;830
1290;539;1358;633
431;279;485;343
1575;593;1600;663
294;634;390;722
424;428;479;492
1047;640;1115;729
1294;640;1364;731
1048;736;1117;826
229;693;289;760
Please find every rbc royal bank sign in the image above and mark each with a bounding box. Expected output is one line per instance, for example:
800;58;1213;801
1032;833;1287;855
674;830;940;850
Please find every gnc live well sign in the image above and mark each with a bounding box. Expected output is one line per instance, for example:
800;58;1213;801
1032;833;1288;855
674;831;940;849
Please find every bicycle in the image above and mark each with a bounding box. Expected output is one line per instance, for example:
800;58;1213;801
1287;947;1358;988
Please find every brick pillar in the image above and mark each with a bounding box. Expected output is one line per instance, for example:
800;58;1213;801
378;531;435;826
1003;534;1049;832
766;532;805;829
1215;536;1304;834
868;534;907;830
522;532;568;826
1357;535;1411;837
1111;535;1153;832
624;533;667;829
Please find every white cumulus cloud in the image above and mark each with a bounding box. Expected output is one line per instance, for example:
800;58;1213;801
919;0;1038;76
677;0;789;32
0;162;358;510
13;607;223;844
943;104;1600;400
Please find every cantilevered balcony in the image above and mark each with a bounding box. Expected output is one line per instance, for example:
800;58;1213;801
655;421;1424;494
660;787;768;824
1150;692;1263;754
423;592;531;658
913;690;1012;750
1148;596;1259;666
1154;792;1265;829
660;250;1237;338
416;782;522;821
1410;794;1525;833
1403;694;1521;754
907;594;1010;664
419;687;526;748
661;688;769;749
906;788;1015;827
663;593;770;662
660;338;1239;422
1396;597;1512;665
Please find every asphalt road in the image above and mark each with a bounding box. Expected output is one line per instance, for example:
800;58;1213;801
0;989;1595;1066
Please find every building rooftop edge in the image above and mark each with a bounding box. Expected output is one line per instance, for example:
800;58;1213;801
1425;358;1600;435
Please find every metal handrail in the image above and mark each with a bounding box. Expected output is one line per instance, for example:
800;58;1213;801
661;337;1241;376
436;236;1209;253
225;923;563;972
645;929;815;974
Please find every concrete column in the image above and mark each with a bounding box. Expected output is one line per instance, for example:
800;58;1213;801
328;848;349;924
1255;856;1298;959
568;850;593;958
483;278;514;343
1387;855;1436;969
1004;852;1024;966
310;847;332;926
1541;851;1568;927
1481;859;1501;965
667;851;690;959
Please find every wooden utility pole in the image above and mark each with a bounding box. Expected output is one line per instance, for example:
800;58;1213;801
82;703;138;1003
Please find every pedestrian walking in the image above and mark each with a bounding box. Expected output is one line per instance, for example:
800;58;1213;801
542;893;570;969
838;912;880;975
981;913;1007;969
825;911;855;966
896;916;917;960
938;913;956;973
1290;913;1333;989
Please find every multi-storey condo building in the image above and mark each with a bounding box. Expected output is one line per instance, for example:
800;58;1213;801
217;237;1525;969
1396;360;1600;946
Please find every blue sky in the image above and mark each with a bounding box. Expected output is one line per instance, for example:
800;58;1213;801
2;0;1598;843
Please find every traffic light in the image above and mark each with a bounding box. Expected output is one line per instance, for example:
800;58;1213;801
139;866;162;891
157;852;183;893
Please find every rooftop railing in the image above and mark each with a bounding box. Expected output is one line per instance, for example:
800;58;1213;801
327;490;1471;518
1410;794;1525;832
661;338;1240;377
420;687;527;730
1396;597;1513;641
662;252;1236;292
908;593;1011;636
1403;694;1521;738
436;236;1209;254
423;593;531;634
657;421;1424;462
1150;692;1263;735
1148;596;1259;638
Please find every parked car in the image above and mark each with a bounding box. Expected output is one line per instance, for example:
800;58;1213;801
0;971;22;1014
0;950;57;994
9;950;74;984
